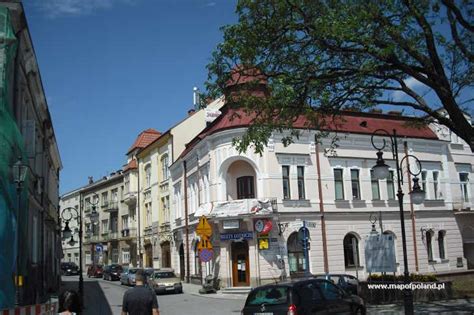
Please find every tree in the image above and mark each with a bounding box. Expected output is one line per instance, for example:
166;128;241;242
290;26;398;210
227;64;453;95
206;0;474;152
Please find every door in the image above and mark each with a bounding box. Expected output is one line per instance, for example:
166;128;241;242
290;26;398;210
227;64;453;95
232;241;250;286
237;176;255;199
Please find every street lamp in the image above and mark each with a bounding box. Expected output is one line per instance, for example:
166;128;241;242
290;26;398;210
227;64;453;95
371;129;425;315
12;156;31;306
61;206;83;308
60;193;99;310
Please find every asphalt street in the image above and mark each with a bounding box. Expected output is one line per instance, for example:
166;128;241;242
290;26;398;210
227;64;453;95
61;276;245;315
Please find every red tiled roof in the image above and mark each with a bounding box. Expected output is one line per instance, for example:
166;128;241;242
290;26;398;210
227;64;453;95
127;128;161;154
178;106;438;160
123;159;138;172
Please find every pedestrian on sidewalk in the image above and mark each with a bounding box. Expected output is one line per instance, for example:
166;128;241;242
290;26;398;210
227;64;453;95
122;269;159;315
58;289;81;315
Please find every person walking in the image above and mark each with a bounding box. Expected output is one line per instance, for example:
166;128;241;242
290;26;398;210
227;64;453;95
122;269;159;315
58;290;81;315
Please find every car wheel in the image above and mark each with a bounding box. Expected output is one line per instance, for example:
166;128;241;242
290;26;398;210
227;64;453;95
354;307;364;315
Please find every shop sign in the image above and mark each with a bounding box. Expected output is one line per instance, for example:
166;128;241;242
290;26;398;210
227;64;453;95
223;219;240;230
254;219;273;234
258;237;269;250
220;231;253;241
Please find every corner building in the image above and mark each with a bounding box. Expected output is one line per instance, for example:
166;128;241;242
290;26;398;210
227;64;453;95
170;105;471;289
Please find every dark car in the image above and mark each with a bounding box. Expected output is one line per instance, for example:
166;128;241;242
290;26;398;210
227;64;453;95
61;262;79;276
241;278;365;315
103;264;123;281
314;274;361;296
87;264;103;278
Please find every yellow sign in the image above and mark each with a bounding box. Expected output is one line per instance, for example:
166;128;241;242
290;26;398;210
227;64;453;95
258;237;269;250
197;237;213;250
196;216;212;238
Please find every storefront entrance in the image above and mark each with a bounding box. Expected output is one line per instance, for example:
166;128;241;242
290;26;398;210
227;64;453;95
231;241;250;287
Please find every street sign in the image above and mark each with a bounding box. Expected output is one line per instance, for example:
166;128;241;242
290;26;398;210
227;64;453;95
197;237;213;250
196;216;212;238
199;249;214;262
95;244;103;252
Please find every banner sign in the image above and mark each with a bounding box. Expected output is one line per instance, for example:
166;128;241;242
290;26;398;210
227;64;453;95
220;231;253;241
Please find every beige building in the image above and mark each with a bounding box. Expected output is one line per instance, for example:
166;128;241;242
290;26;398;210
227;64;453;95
135;96;225;269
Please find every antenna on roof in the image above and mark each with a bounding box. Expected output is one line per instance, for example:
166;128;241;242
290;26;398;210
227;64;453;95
193;87;200;110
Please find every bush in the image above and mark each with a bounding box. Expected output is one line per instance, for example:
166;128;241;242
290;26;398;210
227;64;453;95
367;273;438;282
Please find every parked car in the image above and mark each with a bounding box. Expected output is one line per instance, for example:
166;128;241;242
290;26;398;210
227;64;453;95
103;264;123;281
148;268;183;294
314;274;361;296
241;278;365;315
61;262;79;276
87;264;103;278
120;267;138;286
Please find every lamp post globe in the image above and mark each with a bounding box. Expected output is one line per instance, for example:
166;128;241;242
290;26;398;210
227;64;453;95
372;151;390;180
63;222;72;239
410;178;426;205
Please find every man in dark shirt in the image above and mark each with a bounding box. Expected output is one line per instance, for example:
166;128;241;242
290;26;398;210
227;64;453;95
122;269;159;315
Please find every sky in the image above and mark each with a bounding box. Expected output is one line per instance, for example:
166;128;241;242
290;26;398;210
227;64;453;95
22;0;238;194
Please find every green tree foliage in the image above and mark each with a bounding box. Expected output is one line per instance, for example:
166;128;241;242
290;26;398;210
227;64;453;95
207;0;473;152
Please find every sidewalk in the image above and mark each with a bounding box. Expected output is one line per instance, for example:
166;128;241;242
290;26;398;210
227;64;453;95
182;283;247;300
367;298;474;314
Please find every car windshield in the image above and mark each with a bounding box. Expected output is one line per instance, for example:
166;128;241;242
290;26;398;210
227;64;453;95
110;265;122;271
145;269;154;276
246;286;288;306
154;272;176;279
128;269;138;274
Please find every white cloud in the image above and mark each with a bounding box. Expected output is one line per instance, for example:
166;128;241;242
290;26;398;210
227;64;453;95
392;76;426;101
37;0;135;17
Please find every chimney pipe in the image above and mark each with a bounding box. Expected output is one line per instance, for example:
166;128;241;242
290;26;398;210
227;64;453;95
193;87;200;110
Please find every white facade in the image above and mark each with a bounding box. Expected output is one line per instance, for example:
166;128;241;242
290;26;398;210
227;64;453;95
170;113;471;288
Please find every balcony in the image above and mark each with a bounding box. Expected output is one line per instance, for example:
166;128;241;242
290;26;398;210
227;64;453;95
123;191;137;206
104;200;119;212
101;201;109;209
144;225;153;237
90;235;100;243
109;231;119;240
120;227;137;240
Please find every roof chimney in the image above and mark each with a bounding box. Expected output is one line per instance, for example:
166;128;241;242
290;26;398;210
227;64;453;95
193;87;200;110
88;176;94;184
188;108;196;116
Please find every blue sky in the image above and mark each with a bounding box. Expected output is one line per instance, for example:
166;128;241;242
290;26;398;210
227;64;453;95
22;0;238;194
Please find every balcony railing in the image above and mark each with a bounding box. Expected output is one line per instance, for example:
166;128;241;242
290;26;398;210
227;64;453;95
120;227;137;239
109;231;119;240
104;200;119;212
123;191;137;206
144;226;153;236
101;201;109;208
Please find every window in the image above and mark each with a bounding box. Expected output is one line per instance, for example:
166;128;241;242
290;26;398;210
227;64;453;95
426;231;433;261
145;164;151;188
460;173;469;202
318;281;343;300
237;176;255;199
146;203;152;226
122;250;130;264
282;166;291;199
387;171;395;200
194;242;200;275
343;234;359;267
101;192;108;207
421;171;427;195
161;155;169;180
371;170;380;200
351;169;360;200
112;248;119;263
438;230;446;260
101;220;109;233
297;166;306;200
432;171;440;200
111;189;118;202
287;232;306;275
334;169;344;200
122;215;129;230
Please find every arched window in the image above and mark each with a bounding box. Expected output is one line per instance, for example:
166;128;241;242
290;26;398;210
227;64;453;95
287;232;305;275
426;230;434;261
343;234;360;267
438;230;446;260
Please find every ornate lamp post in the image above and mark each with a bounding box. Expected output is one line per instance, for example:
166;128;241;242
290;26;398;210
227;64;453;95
371;129;425;315
12;156;29;306
60;193;99;308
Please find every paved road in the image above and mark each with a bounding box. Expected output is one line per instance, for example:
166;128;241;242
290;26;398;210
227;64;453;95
61;276;474;314
61;276;245;315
